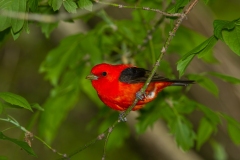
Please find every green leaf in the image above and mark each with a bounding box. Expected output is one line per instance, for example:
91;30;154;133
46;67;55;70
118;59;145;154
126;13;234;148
228;122;240;144
209;72;240;84
0;0;27;35
197;104;220;126
188;74;219;97
39;71;80;143
31;103;44;111
78;0;93;11
177;54;195;78
136;100;168;134
0;92;32;111
196;118;214;150
177;36;218;77
213;19;235;40
28;0;38;11
197;36;218;58
0;132;36;156
223;115;240;145
174;96;196;114
213;18;240;55
40;34;83;86
39;92;79;143
222;25;240;56
169;117;195;150
10;28;21;40
210;140;228;160
63;0;77;13
38;22;58;38
48;0;62;11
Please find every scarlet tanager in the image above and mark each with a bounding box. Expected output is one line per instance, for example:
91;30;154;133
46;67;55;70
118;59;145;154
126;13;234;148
86;63;194;111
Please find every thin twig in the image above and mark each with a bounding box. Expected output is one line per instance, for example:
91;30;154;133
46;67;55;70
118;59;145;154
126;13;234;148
60;121;118;160
102;126;114;160
94;0;182;17
132;0;175;57
0;116;66;157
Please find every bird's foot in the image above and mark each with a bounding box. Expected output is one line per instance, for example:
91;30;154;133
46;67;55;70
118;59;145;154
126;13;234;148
118;112;127;122
136;91;146;100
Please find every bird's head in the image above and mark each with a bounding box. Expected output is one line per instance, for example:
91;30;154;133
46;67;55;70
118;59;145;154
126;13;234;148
86;63;131;87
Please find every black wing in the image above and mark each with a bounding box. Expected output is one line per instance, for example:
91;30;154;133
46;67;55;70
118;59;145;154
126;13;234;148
119;67;169;83
119;67;194;86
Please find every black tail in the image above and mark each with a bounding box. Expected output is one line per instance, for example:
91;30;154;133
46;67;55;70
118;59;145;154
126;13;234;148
168;80;195;86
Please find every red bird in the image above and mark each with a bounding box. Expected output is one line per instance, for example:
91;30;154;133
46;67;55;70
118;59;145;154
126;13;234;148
86;63;194;111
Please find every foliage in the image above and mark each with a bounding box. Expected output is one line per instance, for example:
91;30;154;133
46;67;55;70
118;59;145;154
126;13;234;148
0;0;240;159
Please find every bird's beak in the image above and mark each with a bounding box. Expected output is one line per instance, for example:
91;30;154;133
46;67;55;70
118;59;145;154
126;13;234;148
86;74;98;80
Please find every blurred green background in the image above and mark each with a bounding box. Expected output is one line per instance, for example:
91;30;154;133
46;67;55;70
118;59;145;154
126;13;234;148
1;0;240;160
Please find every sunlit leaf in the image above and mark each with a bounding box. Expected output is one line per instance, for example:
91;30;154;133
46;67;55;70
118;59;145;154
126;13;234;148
0;0;27;39
177;36;218;77
63;0;77;13
78;0;93;11
48;0;62;11
0;92;32;111
0;132;36;156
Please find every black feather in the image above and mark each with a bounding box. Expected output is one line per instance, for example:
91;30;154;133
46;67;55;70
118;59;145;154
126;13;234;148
119;67;194;85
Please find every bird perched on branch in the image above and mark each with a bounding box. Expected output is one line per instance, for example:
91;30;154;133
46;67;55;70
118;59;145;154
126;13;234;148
86;63;194;111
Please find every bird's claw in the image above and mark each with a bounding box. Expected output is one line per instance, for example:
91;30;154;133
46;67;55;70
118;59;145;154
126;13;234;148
118;112;127;122
136;91;146;100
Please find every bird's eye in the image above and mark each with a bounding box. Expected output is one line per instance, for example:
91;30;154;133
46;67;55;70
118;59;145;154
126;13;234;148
102;72;107;76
